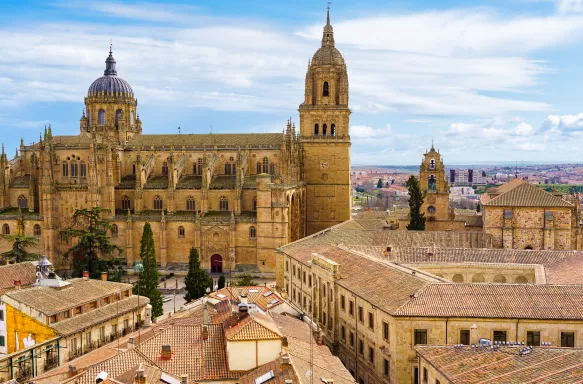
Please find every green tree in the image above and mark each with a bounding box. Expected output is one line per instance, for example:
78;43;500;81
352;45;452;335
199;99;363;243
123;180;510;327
60;207;124;279
406;175;426;230
377;178;383;188
184;247;213;302
136;223;163;317
0;234;39;265
234;273;257;287
218;275;226;289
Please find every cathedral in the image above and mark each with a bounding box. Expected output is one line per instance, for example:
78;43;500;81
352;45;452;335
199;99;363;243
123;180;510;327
0;9;351;273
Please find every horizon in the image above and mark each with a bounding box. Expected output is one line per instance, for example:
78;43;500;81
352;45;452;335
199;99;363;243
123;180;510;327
1;0;583;164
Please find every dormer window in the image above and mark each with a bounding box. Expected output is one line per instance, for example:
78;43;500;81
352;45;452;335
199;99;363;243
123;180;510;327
323;82;329;97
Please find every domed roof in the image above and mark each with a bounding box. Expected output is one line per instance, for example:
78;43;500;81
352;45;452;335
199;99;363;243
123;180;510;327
88;47;134;96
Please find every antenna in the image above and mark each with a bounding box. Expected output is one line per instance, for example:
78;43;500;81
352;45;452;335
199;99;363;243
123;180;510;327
178;126;181;135
210;125;213;135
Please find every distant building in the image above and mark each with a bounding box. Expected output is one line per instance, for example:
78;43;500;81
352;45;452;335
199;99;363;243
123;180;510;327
449;168;487;186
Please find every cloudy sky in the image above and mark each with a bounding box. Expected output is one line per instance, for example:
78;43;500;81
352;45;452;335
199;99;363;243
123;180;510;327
1;0;583;165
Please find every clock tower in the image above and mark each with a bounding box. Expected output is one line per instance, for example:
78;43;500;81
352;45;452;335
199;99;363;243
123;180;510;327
300;7;351;235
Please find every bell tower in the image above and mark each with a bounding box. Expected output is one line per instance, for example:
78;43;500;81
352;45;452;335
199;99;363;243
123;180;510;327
300;6;351;235
419;144;450;222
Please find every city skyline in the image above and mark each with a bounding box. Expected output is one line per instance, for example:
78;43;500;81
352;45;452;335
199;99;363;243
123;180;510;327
2;0;583;164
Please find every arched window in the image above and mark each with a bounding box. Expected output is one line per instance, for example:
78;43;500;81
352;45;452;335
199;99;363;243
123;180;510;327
130;111;135;125
178;226;185;239
220;197;228;211
314;124;319;136
18;195;27;209
429;159;435;170
111;224;118;238
115;109;123;126
153;196;163;210
257;162;262;174
98;109;106;125
71;162;78;177
62;163;69;177
331;124;336;136
80;162;87;177
262;157;269;174
197;158;203;175
162;162;169;176
322;124;327;136
2;224;9;235
186;197;195;211
323;81;329;97
249;226;256;239
252;197;257;211
122;196;131;210
33;224;41;238
225;163;232;175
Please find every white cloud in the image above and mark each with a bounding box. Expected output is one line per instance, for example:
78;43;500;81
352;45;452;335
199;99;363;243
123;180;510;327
557;0;583;13
514;122;534;136
541;113;583;134
351;124;392;138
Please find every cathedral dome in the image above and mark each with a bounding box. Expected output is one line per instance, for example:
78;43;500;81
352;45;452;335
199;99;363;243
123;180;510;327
311;46;345;66
88;47;134;96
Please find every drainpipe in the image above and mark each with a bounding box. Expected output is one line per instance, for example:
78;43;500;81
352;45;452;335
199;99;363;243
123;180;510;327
355;295;358;382
445;318;449;344
516;319;519;343
543;209;546;250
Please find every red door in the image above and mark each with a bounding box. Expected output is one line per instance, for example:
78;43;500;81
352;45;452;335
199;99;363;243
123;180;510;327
211;254;223;273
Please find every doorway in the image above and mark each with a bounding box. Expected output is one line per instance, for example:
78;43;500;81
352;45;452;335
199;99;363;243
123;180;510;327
211;254;223;273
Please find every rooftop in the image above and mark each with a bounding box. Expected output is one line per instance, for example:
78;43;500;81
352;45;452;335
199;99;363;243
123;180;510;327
0;261;38;295
483;180;573;207
209;286;284;312
127;133;284;148
225;313;282;341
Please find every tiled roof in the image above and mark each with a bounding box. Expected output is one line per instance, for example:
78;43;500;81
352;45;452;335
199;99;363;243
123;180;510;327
112;363;176;384
175;175;202;189
4;278;132;315
480;178;525;205
68;349;154;384
51;135;93;147
238;359;297;384
127;133;284;148
8;175;32;188
117;175;137;189
210;175;236;189
51;295;149;335
416;345;583;384
144;175;169;190
483;182;573;207
225;313;282;341
209;286;283;312
394;283;583;319
138;324;236;380
0;261;37;295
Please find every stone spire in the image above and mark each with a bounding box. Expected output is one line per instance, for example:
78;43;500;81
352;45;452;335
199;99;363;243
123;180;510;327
322;3;334;47
104;43;117;76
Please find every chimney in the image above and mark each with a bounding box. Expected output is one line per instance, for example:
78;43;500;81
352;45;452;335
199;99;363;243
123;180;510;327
281;354;290;365
202;324;209;340
82;271;89;280
100;272;107;281
160;344;172;360
230;311;239;327
180;374;188;384
203;302;209;325
13;280;21;290
68;365;78;378
128;337;135;350
282;336;289;347
240;290;248;305
135;366;146;384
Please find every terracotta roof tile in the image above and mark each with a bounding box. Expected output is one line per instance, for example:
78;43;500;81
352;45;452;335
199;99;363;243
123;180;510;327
480;179;526;205
68;349;154;384
238;359;298;384
484;182;573;207
128;133;284;148
0;261;37;295
209;286;283;312
225;313;282;341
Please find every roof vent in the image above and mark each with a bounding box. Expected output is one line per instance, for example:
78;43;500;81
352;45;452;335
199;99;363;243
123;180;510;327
161;344;172;360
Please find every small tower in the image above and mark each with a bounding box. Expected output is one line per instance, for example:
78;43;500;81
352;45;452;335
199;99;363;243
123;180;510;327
419;144;450;222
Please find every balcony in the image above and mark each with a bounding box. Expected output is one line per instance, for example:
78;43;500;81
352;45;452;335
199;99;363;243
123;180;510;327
15;366;32;382
44;355;59;371
68;348;82;360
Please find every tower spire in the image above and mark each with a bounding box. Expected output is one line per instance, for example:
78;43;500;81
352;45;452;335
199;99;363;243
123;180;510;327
104;43;117;76
327;1;331;26
322;2;334;47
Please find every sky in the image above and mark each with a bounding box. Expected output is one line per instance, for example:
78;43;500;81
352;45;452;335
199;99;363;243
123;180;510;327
1;0;583;165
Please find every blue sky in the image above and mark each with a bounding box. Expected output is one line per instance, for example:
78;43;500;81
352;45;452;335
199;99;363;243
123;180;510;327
2;0;583;165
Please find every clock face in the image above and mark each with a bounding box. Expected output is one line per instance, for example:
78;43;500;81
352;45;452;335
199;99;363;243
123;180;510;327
320;161;329;170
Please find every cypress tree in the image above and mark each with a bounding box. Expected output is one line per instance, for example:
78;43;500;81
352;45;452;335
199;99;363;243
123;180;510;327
136;223;163;318
184;247;212;302
377;178;383;189
218;275;226;289
406;175;426;230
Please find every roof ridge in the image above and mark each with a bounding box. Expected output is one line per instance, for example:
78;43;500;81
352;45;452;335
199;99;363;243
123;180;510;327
485;182;573;207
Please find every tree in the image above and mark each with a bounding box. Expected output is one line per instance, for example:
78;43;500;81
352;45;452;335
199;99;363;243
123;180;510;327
406;175;426;230
135;223;163;318
218;275;226;289
234;273;257;287
60;207;124;279
184;247;212;302
0;234;39;265
377;178;383;189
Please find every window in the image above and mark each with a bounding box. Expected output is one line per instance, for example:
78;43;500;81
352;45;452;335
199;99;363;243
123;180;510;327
18;195;27;209
429;158;435;170
122;196;131;210
383;358;389;376
75;306;82;315
383;321;389;340
322;312;327;326
62;163;69;177
50;315;57;323
220;197;229;211
85;332;91;348
414;329;427;345
527;331;540;346
197;158;203;175
249;226;256;239
285;260;289;272
349;301;354;317
314;123;320;136
331;124;336;136
323;81;329;96
340;295;345;311
98;109;106;125
262;157;269;173
561;332;575;347
349;331;354;347
153;196;163;210
358;306;363;323
116;109;122;125
80;162;87;177
130;111;134;125
112;324;117;335
303;271;306;283
493;331;507;343
358;339;364;355
460;329;470;345
270;163;276;175
427;206;436;214
323;124;327;136
368;346;374;363
252;198;257;211
293;265;296;277
2;224;9;235
162;162;169;176
257;162;262;174
178;226;185;239
504;210;513;219
368;312;374;330
34;224;42;238
423;368;428;382
0;335;4;347
64;310;70;319
225;163;232;175
71;162;78;177
133;164;136;175
111;224;118;238
0;309;3;321
100;326;105;340
341;325;346;341
186;197;195;211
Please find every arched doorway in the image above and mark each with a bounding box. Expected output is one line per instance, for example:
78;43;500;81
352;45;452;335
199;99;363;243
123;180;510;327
211;254;223;273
